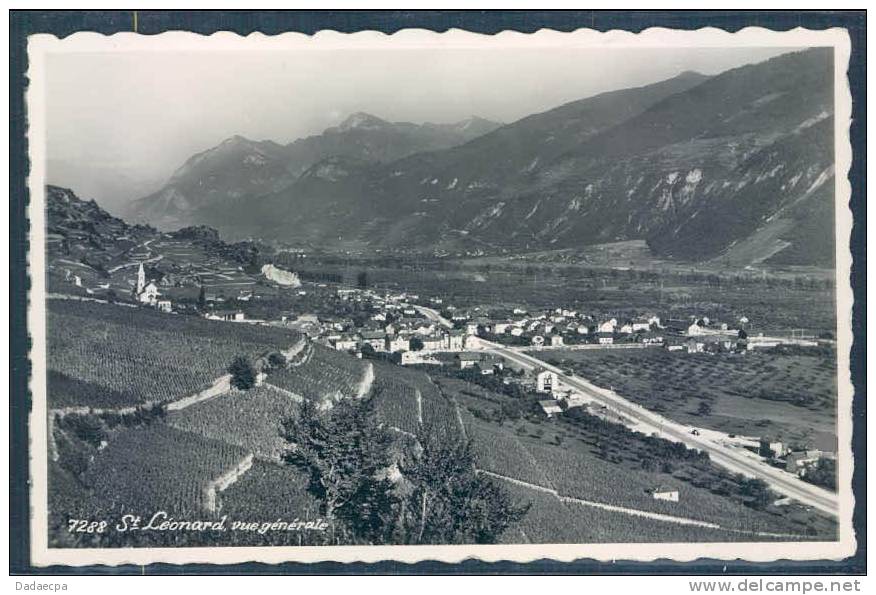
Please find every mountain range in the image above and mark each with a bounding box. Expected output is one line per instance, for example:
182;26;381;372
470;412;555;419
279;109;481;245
126;114;502;230
125;48;836;267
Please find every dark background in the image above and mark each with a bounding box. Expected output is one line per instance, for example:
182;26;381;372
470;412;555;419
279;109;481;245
9;9;867;575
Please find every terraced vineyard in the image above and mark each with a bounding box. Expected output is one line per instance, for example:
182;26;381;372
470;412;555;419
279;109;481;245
219;460;328;545
524;441;801;534
370;362;462;438
268;345;368;402
370;374;420;434
464;416;553;486
47;299;301;408
499;482;786;544
83;424;250;517
168;385;300;460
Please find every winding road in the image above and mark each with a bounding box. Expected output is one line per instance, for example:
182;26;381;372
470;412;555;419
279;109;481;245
414;305;839;517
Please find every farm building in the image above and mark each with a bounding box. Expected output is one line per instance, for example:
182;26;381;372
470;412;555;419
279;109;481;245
785;450;828;476
458;352;504;374
536;369;558;393
493;321;512;334
386;335;410;353
458;352;481;370
631;318;653;332
597;319;617;333
400;351;440;366
550;335;565;347
359;331;386;352
421;334;445;351
649;487;680;502
444;330;467;352
760;438;787;458
597;332;614;345
333;334;359;351
685;338;705;353
205;310;246;322
538;399;563;417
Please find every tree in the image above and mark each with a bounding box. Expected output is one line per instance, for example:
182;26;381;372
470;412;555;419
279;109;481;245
267;351;287;369
409;336;424;352
281;398;396;544
697;401;713;416
395;431;529;545
228;355;256;390
356;271;369;288
804;458;836;491
197;285;207;310
740;477;772;510
281;403;527;546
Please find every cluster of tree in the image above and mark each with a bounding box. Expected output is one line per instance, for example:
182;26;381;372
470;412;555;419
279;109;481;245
55;404;167;449
738;476;773;510
52;404;168;480
228;355;257;390
281;398;528;545
803;458;837;491
564;407;709;466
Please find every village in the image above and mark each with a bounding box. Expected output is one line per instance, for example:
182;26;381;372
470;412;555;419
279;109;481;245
52;245;835;491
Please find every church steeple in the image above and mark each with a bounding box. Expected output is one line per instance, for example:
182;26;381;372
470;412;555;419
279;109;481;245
136;262;146;295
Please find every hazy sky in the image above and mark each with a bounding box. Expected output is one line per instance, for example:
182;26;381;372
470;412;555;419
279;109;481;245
45;45;796;185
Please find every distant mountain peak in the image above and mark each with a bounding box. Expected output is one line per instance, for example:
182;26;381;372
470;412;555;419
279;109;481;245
219;134;254;146
337;112;389;131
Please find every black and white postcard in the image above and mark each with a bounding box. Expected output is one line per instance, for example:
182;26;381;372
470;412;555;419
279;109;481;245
22;24;857;567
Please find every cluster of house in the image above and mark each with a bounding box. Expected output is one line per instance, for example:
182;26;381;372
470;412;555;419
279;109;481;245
469;306;794;354
785;449;836;477
318;289;470;357
759;439;836;478
329;326;470;357
456;352;505;374
472;308;666;346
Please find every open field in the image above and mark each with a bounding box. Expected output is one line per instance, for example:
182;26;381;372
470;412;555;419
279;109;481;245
47;299;301;408
537;347;837;450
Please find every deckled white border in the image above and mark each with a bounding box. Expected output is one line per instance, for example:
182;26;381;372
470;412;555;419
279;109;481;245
25;25;855;567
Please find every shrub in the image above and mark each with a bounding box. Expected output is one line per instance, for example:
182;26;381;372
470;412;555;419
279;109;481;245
229;355;256;390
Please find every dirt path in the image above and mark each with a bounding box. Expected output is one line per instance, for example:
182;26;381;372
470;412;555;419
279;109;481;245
203;454;254;513
264;382;304;403
415;389;423;425
356;362;375;399
166;375;232;412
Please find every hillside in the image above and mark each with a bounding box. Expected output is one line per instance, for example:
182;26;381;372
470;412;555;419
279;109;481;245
126;113;502;230
126;48;836;267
